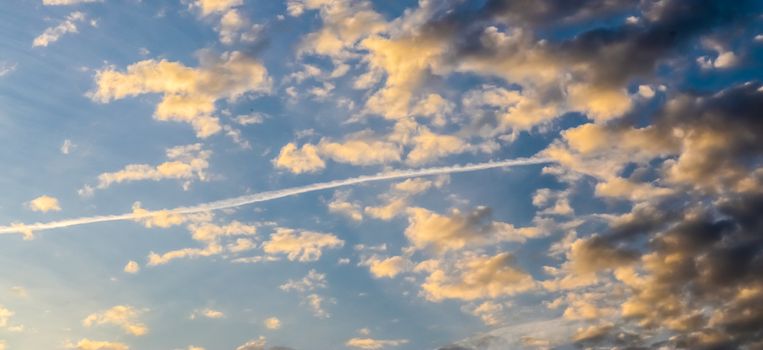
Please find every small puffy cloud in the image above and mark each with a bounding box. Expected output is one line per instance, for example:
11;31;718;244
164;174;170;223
123;261;140;274
275;137;404;173
304;293;331;318
363;256;412;279
194;0;243;16
404;207;539;252
190;308;224;320
280;269;327;293
405;129;465;166
0;61;16;77
465;301;505;326
264;317;281;330
0;306;14;328
147;243;222;266
33;12;86;47
66;339;129;350
318;139;401;166
327;190;363;221
418;252;536;301
345;338;409;349
82;305;148;336
262;228;343;262
93;144;210;190
131;202;188;229
43;0;100;4
26;195;61;213
61;139;75;154
273;143;325;174
235;336;266;350
187;220;258;242
91;51;270;138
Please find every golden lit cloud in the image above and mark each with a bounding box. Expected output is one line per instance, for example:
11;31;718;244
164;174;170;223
82;305;148;336
26;195;61;213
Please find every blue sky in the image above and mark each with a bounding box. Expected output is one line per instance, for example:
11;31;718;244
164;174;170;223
1;0;763;349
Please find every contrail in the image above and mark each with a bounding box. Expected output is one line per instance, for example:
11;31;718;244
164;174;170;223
0;157;552;235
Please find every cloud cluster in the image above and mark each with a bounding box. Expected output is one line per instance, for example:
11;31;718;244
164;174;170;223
91;50;270;138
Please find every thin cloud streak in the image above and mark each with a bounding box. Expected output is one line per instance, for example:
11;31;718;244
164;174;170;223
0;157;552;235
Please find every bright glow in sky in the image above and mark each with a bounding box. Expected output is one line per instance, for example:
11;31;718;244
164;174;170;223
1;1;763;349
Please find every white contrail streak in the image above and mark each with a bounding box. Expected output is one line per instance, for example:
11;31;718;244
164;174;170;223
0;157;552;235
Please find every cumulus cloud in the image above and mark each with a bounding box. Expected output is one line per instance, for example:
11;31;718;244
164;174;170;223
345;337;408;349
418;252;536;301
82;305;148;336
123;260;140;274
263;317;281;330
190;308;224;320
91;144;211;191
65;339;128;350
262;228;343;262
404;207;539;252
26;195;61;212
91;51;270;138
43;0;100;4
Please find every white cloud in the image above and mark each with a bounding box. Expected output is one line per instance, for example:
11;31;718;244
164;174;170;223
345;337;409;349
235;336;266;350
26;195;62;213
263;317;281;330
190;308;225;320
0;62;16;77
82;305;148;336
279;269;327;293
91;51;270;138
43;0;100;5
92;144;210;190
60;139;75;154
65;339;129;350
123;261;140;274
262;228;343;262
33;12;86;47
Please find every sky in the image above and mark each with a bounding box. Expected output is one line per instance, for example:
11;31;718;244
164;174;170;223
0;0;762;349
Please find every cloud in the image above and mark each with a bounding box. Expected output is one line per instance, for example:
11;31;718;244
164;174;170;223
190;308;224;320
66;339;128;350
82;305;148;336
60;139;75;154
418;252;536;301
123;261;140;274
404;207;539;253
363;256;412;279
33;12;86;47
0;307;13;328
273;143;325;174
0;62;16;77
303;293;332;318
91;51;270;138
262;228;343;262
279;269;327;293
92;144;211;191
235;336;266;350
345;337;408;349
327;190;363;221
194;0;243;16
147;243;222;266
26;195;61;213
264;317;281;330
43;0;100;5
